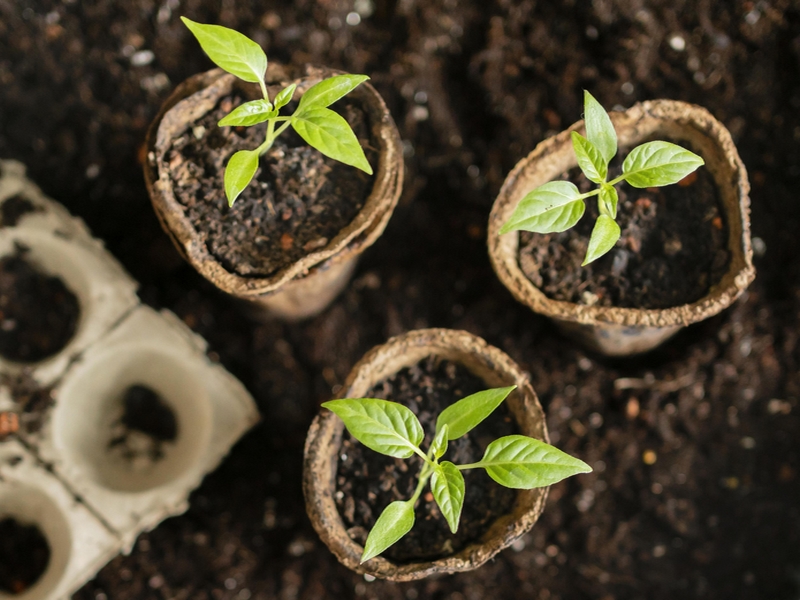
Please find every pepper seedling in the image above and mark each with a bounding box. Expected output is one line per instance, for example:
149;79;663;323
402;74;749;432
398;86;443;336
499;91;705;264
182;17;373;207
323;386;591;562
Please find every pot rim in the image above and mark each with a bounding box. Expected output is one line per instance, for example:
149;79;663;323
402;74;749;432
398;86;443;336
303;328;550;581
144;63;403;298
487;99;755;328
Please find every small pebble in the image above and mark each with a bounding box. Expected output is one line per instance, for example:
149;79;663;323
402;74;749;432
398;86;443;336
626;397;640;419
643;450;657;465
669;35;686;51
131;49;155;66
280;233;293;250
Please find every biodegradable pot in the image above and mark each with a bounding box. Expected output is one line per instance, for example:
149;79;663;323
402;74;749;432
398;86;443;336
488;100;755;356
145;64;403;321
303;328;549;581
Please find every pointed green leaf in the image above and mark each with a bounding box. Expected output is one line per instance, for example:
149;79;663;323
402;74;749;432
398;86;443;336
291;107;373;174
361;500;415;563
431;424;449;459
273;83;297;111
621;141;705;188
499;181;585;235
224;149;259;207
599;184;619;219
436;386;516;440
431;462;465;534
322;399;423;459
181;17;267;85
296;74;370;114
583;215;621;265
571;131;607;183
218;100;276;127
584;91;617;163
476;435;592;489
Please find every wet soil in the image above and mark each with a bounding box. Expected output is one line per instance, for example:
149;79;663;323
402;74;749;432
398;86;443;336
0;517;51;595
519;158;729;308
1;1;799;599
109;385;178;463
167;94;377;277
336;357;516;562
0;245;80;363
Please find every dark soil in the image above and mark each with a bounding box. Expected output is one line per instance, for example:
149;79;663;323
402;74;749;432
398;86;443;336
1;1;799;600
519;156;729;308
109;385;178;462
0;371;55;434
1;194;40;227
0;245;80;363
167;94;377;277
0;517;50;594
336;357;517;562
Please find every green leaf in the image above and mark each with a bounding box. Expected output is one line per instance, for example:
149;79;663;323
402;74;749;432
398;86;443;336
273;83;297;111
322;399;423;459
582;215;621;265
224;149;259;207
621;141;705;188
431;462;465;534
218;100;276;127
291;107;373;174
430;424;449;459
498;181;585;235
571;131;607;183
584;90;617;163
181;17;267;85
436;386;516;441
599;184;619;219
296;74;370;114
361;500;415;563
476;435;592;489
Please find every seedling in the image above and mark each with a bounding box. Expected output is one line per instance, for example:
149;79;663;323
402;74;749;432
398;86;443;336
181;17;373;207
499;91;705;264
323;386;591;562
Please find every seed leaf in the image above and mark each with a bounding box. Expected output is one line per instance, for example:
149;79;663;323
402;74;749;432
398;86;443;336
431;462;465;533
291;107;373;174
181;18;267;85
571;131;607;183
431;423;449;459
361;500;415;563
476;435;592;489
224;149;259;207
583;215;621;265
273;83;297;111
584;90;617;163
296;74;370;114
599;184;619;219
218;100;276;127
322;399;423;459
436;386;516;440
622;141;705;188
499;181;585;234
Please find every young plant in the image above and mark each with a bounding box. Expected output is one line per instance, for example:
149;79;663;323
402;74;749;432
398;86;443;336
323;386;591;562
181;17;373;207
499;91;705;265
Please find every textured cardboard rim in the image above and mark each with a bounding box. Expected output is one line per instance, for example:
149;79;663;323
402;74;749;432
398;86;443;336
303;328;550;581
144;64;403;298
488;99;755;328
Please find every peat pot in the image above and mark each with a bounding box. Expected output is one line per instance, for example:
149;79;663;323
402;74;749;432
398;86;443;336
145;63;403;320
303;328;549;580
488;100;755;356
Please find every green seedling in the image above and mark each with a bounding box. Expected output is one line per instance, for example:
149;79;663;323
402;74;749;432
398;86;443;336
323;386;591;563
499;91;705;264
181;17;373;207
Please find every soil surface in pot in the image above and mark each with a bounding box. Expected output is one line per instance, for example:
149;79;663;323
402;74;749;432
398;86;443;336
166;95;378;277
335;357;517;562
108;385;178;464
0;517;51;594
518;153;729;309
0;245;80;363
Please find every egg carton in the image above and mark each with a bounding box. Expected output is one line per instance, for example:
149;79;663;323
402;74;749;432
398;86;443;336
0;161;259;599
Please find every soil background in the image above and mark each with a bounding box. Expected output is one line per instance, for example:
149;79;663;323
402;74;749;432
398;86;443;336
1;1;799;599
